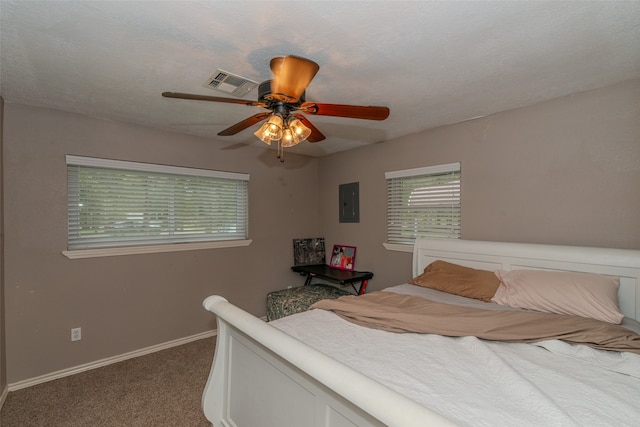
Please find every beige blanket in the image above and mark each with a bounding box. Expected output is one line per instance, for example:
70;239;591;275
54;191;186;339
311;291;640;354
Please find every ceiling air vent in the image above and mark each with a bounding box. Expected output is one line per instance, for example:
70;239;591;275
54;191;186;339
204;70;258;98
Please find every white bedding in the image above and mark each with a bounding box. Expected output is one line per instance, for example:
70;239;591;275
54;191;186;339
271;284;640;426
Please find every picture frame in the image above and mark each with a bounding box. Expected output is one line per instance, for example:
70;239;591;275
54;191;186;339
292;238;326;266
329;244;357;271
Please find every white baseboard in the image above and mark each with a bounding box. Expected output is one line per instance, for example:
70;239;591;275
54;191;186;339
8;329;217;392
0;383;8;411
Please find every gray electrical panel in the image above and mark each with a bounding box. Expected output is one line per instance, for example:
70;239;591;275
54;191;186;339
339;182;360;223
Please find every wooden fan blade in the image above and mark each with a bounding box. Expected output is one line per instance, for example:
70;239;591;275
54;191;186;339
162;92;266;107
269;56;320;103
301;102;390;121
293;114;325;143
217;113;271;136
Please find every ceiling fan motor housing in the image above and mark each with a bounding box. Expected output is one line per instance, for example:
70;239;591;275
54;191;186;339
258;80;305;106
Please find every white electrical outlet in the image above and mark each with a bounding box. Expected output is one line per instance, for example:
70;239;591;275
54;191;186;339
71;327;81;342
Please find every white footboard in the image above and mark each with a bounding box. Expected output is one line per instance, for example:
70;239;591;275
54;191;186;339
202;296;455;427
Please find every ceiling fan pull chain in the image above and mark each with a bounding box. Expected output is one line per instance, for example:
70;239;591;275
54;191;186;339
277;140;285;163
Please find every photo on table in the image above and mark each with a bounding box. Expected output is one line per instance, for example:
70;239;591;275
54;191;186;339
330;244;357;271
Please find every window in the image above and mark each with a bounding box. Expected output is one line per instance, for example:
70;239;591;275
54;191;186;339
385;162;460;246
65;155;249;256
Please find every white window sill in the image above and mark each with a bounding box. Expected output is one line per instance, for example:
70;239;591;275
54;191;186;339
62;239;252;259
382;242;413;253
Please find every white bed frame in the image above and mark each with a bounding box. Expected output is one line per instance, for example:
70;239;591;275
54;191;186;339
202;238;640;427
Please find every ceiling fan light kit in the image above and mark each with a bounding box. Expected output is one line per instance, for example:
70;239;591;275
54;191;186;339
162;55;390;162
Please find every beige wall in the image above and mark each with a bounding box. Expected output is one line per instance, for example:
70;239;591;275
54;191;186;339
2;78;639;386
318;79;640;291
2;104;321;383
1;97;6;400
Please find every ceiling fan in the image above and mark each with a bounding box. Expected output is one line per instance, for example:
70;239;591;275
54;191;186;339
162;55;390;161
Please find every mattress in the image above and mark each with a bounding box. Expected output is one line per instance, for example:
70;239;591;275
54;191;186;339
270;283;640;426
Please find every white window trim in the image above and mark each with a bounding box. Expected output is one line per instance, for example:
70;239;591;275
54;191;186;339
382;242;414;253
384;162;460;180
62;239;252;259
66;155;249;181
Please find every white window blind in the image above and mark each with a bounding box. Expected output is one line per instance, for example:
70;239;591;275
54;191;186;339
66;155;249;250
385;162;461;245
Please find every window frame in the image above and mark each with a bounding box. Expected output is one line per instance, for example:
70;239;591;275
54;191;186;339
63;155;251;259
384;162;461;252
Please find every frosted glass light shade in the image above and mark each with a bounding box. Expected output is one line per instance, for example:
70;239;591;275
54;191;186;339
288;118;312;141
254;115;284;145
281;128;300;148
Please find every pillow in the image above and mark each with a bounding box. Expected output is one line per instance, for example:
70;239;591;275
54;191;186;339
491;270;623;324
409;260;501;302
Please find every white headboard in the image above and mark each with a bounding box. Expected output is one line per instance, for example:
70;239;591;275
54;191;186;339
412;238;640;322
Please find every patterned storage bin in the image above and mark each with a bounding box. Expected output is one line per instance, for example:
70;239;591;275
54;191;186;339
266;284;351;321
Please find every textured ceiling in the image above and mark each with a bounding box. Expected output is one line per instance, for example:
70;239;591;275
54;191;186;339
2;1;640;157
